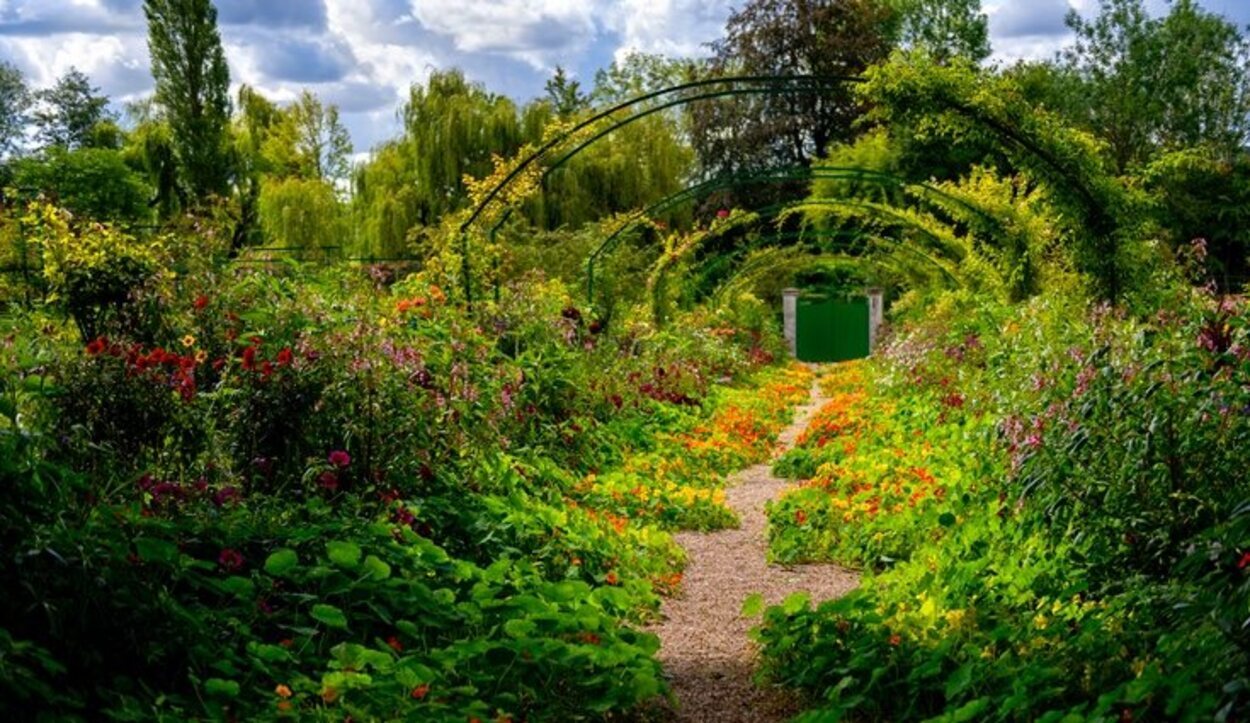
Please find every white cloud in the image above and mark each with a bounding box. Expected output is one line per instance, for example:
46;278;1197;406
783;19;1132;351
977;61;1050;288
606;0;733;62
409;0;598;68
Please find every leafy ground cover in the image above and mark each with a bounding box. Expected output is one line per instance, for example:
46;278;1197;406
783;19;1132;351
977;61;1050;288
0;254;810;721
755;285;1250;722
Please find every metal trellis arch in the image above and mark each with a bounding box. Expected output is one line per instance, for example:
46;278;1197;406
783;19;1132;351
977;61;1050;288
584;165;979;301
453;74;866;306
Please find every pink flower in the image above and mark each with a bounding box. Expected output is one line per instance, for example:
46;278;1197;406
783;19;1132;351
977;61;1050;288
328;450;351;468
317;471;340;491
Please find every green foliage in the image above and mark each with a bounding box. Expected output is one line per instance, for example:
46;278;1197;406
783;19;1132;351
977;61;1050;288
31;67;115;151
0;60;29;157
257;176;348;254
26;202;164;339
11;147;152;223
544;66;589;118
890;0;990;63
0;256;799;719
263;90;353;183
1063;0;1250;171
756;284;1250;721
143;0;233;198
858;53;1145;302
692;0;896;180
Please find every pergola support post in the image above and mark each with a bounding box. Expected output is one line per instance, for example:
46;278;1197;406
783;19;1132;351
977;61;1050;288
867;287;884;351
782;288;800;358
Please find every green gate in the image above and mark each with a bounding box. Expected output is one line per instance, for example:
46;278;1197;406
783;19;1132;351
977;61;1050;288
796;293;870;363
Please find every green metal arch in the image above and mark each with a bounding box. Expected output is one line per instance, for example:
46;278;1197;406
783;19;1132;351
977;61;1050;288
585;165;977;300
459;74;862;235
455;74;865;305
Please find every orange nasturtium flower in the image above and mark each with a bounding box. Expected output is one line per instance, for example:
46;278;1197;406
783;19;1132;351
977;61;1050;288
274;684;293;699
605;570;619;585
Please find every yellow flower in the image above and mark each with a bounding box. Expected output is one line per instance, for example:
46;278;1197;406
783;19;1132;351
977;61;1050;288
181;334;196;348
194;349;209;364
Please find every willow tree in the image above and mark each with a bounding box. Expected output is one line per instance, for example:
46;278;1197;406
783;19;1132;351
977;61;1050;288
257;176;346;255
519;99;694;231
402;70;522;225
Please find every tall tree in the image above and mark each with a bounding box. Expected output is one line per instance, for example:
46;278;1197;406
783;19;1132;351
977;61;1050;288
892;0;990;63
544;66;589;117
32;68;114;150
143;0;232;198
0;61;30;158
591;52;697;105
690;0;897;179
282;90;353;183
1064;0;1250;171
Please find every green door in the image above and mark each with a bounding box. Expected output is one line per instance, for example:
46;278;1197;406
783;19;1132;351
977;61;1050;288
796;294;870;363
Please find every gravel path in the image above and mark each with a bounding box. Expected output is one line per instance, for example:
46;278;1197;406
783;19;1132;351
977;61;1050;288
651;378;860;722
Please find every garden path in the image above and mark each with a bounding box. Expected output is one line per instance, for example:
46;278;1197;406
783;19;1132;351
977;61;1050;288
652;375;860;722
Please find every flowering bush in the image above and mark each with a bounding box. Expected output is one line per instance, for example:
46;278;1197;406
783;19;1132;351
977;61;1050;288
755;286;1250;721
0;259;807;720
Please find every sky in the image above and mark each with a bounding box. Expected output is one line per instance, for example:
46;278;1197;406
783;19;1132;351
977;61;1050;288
0;0;1247;155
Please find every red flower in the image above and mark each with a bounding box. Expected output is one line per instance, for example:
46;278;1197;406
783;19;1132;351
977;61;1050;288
888;633;901;646
795;509;808;525
410;684;429;700
605;571;619;585
218;548;245;572
1238;551;1250;569
328;450;351;469
716;208;730;219
387;636;404;653
193;295;209;310
242;346;257;371
317;471;339;492
276;347;293;367
85;337;107;355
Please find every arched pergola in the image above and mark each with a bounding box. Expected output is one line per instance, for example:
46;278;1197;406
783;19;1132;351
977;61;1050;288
454;75;866;305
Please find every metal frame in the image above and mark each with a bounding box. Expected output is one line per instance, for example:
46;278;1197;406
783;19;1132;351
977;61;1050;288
584;166;978;300
453;74;866;306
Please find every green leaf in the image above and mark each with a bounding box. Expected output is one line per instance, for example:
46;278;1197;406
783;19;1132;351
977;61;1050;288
248;643;292;663
220;576;255;600
312;603;348;629
502;619;536;639
264;548;299;577
741;593;765;617
203;678;240;698
326;541;362;569
781;592;811;615
134;537;179;564
362;555;391;581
